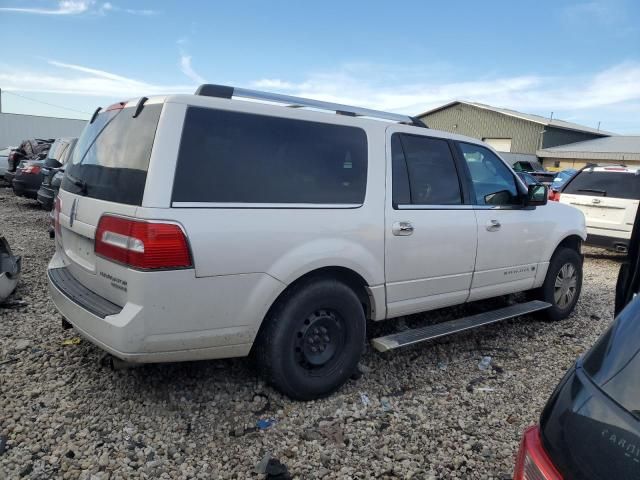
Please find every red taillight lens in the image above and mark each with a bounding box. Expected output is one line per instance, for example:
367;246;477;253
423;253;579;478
54;196;62;239
514;426;563;480
22;165;41;174
95;215;192;270
548;190;561;202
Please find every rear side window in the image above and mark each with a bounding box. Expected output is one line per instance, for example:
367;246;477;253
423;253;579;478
564;170;640;199
391;133;462;206
62;104;162;205
172;107;368;205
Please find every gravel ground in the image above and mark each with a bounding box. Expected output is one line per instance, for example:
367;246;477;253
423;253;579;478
0;186;623;479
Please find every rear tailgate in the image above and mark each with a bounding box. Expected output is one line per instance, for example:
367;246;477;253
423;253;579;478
55;100;163;307
561;169;640;237
560;193;639;235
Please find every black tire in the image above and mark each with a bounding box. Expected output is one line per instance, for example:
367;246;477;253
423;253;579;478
533;247;583;321
256;278;366;400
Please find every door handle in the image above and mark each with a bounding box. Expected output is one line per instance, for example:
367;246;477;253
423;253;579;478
392;221;414;236
486;219;501;232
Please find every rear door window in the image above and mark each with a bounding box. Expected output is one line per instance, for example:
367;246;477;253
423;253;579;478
391;133;462;206
564;171;640;199
62;104;162;206
172;107;368;205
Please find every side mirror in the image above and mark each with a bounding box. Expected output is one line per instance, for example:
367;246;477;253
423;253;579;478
526;184;548;206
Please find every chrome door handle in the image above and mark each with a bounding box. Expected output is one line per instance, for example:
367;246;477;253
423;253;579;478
486;219;501;232
392;221;414;236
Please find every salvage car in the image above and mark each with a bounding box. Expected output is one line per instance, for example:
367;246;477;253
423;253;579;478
513;193;640;480
13;137;75;199
37;139;77;210
557;165;640;253
4;138;53;186
48;86;586;399
0;147;15;183
512;159;556;184
0;236;21;303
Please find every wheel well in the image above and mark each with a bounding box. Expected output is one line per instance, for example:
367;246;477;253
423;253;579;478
556;235;583;255
270;267;372;321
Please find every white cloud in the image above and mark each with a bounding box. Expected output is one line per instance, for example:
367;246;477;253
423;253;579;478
179;54;206;84
0;0;92;15
0;1;159;16
1;59;639;132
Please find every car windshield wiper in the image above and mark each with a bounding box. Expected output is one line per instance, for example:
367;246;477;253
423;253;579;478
66;173;88;195
577;188;607;196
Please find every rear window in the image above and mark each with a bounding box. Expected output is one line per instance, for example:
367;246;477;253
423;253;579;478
62;104;162;205
172;107;368;205
564;170;640;199
583;298;640;419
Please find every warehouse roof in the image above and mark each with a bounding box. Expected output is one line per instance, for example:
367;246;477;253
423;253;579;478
417;100;614;136
537;136;640;161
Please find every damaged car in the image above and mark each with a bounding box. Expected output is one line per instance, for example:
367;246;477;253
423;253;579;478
0;237;21;303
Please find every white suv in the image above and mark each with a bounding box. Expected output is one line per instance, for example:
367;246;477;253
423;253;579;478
48;85;586;399
558;165;640;253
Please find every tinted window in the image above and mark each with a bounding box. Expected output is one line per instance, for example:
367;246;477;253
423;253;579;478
173;108;368;204
63;104;162;205
563;170;640;199
459;142;519;205
392;133;462;205
583;298;640;419
391;134;410;205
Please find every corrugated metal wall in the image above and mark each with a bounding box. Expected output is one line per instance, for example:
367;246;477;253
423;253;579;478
420;104;607;156
541;157;640;171
0;113;86;147
419;103;543;154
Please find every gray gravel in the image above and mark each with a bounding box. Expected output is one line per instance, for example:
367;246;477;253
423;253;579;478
0;187;623;479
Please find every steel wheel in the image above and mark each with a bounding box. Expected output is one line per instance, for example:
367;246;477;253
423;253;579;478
554;262;578;309
294;309;345;374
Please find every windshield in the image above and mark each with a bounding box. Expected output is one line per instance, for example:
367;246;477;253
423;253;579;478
564;170;640;199
62;103;162;205
583;298;640;419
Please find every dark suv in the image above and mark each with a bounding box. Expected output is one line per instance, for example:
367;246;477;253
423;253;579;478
514;202;640;479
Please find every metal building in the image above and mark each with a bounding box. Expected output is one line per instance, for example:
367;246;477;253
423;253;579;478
417;101;612;165
537;136;640;170
0;112;86;148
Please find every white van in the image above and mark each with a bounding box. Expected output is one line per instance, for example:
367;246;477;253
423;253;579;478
559;165;640;253
48;85;586;399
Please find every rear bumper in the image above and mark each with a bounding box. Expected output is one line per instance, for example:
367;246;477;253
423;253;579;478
585;233;629;252
12;178;39;198
46;251;281;363
37;186;56;210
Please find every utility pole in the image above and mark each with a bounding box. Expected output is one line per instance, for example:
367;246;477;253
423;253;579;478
0;88;2;113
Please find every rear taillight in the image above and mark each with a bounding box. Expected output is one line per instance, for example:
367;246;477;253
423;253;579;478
54;196;62;239
95;215;192;270
22;165;41;175
548;190;561;202
514;425;563;480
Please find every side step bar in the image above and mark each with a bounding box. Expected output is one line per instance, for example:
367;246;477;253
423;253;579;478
372;300;551;352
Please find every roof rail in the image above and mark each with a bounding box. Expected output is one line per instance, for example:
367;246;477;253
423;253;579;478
194;84;427;128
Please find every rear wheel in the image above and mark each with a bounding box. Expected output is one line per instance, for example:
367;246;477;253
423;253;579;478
533;247;583;321
256;278;365;400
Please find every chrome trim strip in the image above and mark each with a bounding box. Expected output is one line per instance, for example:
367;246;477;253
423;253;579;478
171;202;362;209
396;204;529;211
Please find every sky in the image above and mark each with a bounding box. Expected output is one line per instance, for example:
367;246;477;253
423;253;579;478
0;0;639;133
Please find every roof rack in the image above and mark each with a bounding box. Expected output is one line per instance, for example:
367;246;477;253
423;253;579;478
194;84;427;128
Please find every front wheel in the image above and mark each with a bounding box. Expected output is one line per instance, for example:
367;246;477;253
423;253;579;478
256;278;365;400
533;247;583;321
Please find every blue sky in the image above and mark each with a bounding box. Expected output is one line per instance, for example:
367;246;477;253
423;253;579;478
1;0;639;133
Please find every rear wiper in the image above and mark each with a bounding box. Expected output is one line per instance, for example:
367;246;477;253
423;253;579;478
577;188;607;196
66;173;88;195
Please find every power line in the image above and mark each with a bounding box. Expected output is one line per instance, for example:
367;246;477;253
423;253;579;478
2;90;91;116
